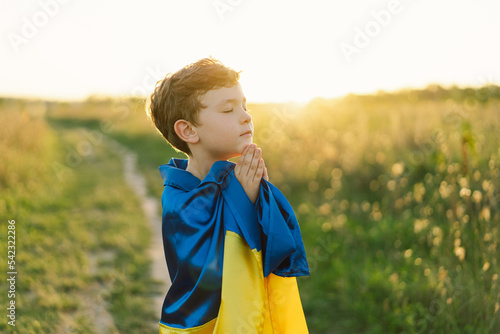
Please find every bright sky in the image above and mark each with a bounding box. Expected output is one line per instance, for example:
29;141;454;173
1;0;499;103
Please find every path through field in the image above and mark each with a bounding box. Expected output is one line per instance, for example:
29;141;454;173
108;138;171;323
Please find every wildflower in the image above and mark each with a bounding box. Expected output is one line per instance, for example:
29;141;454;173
459;177;469;188
439;181;452;199
391;162;405;176
339;200;349;211
454;247;466;261
321;222;333;232
456;204;466;218
413;183;425;203
480;207;491;222
433;227;443;246
414;219;429;233
319;203;331;215
390;273;399;285
370;209;382;221
404;249;413;258
438;267;448;281
472;190;482;203
459;187;471;198
323;188;334;200
298;203;309;215
331;168;342;179
333;214;347;230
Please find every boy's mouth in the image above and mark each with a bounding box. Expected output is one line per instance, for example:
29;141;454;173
240;130;253;137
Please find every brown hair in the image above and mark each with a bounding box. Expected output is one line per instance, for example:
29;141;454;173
146;57;240;155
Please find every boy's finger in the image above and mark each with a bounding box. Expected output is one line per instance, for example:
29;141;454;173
235;145;250;176
250;148;262;173
242;144;256;175
241;144;250;156
258;157;268;182
254;158;264;182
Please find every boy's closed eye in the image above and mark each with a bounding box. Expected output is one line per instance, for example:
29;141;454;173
221;106;250;113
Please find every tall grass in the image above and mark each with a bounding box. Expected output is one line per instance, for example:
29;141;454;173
249;86;500;333
2;84;499;333
1;99;158;333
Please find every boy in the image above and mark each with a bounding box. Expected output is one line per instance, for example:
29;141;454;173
147;57;309;333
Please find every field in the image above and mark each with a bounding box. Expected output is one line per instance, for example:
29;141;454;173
1;84;499;333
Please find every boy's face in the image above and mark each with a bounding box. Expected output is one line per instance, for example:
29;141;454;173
193;83;253;161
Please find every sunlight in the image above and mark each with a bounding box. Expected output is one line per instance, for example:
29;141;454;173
1;0;499;102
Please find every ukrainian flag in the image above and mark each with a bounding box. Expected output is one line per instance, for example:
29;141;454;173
159;159;309;333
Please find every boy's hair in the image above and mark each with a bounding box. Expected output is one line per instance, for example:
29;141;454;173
147;57;240;155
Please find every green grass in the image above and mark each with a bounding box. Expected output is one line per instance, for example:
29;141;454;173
0;108;159;333
2;85;500;333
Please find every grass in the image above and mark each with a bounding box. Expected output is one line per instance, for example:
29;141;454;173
272;86;500;334
0;105;158;333
2;84;500;333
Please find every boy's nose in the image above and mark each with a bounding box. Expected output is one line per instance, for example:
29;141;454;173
241;109;252;124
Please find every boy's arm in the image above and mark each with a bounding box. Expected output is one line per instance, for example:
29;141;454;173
227;144;308;277
222;168;309;278
234;144;268;203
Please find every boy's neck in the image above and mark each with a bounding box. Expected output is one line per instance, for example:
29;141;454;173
185;154;221;181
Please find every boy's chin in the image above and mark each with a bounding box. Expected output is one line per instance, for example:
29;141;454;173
221;143;253;160
239;141;253;151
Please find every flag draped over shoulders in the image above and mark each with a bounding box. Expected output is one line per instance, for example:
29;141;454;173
158;158;309;333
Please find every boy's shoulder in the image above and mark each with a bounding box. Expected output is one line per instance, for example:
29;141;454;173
159;158;197;192
159;158;235;192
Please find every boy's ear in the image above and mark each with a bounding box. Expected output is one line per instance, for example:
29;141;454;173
174;119;199;144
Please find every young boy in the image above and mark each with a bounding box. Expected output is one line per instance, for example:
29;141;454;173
147;57;309;333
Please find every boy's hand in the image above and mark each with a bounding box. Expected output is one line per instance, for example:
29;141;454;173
234;144;268;204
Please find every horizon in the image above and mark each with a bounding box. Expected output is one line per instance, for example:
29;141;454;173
1;81;498;106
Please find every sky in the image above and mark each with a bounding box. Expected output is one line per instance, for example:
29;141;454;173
1;0;500;103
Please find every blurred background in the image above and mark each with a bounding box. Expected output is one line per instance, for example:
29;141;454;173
1;0;499;333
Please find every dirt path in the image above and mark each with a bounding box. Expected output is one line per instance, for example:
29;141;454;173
108;138;171;324
63;137;169;334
